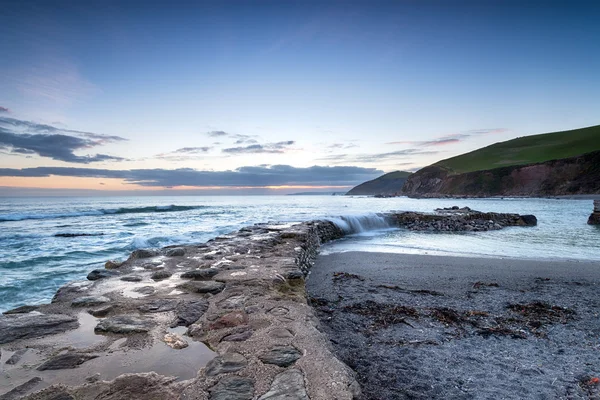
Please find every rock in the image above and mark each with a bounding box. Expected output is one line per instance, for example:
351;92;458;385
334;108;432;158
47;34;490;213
94;316;154;334
52;281;93;302
284;270;304;280
172;299;209;327
269;328;294;339
221;328;253;342
219;295;247;309
88;305;114;318
166;247;185;257
54;233;103;238
2;305;39;315
519;214;538;226
120;275;143;282
71;295;110;307
163;333;188;349
259;346;301;367
138;299;179;313
588;213;600;225
105;260;123;269
86;373;101;383
258;369;309;400
0;314;78;344
208;376;255;400
210;311;249;330
205;352;248;376
37;352;98;370
151;270;172;281
178;281;225;294
180;268;219;280
0;377;42;400
129;249;158;259
5;348;28;365
87;269;119;281
133;286;155;295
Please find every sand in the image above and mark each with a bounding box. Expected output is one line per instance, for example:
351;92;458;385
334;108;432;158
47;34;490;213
307;252;600;400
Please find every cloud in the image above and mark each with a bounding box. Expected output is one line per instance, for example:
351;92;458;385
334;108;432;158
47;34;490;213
0;165;384;188
206;130;258;144
207;130;228;137
318;149;438;164
0;117;127;164
0;107;9;113
387;128;508;147
223;141;296;154
174;147;212;154
327;143;359;150
155;146;213;161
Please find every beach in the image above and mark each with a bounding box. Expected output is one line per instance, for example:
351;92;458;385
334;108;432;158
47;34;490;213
307;252;600;399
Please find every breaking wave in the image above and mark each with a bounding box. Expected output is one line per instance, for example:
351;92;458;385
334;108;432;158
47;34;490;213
0;205;206;222
328;213;395;234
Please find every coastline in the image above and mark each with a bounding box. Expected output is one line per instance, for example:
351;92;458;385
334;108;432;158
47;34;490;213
307;252;600;399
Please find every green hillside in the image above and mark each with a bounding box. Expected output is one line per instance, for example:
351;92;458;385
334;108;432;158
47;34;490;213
434;125;600;174
346;171;411;195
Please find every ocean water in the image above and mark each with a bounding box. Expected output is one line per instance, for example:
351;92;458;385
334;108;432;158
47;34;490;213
1;195;599;313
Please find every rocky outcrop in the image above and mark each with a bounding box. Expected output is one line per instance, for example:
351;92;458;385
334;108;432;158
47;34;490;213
390;208;537;232
588;200;600;225
346;171;411;196
402;150;600;197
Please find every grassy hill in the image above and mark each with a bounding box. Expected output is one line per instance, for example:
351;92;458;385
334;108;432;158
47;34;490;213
346;171;411;195
434;124;600;174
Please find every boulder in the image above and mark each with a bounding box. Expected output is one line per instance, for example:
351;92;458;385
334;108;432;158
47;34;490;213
180;269;219;280
165;247;185;257
129;249;158;259
208;376;254;400
205;352;248;376
105;260;123;269
138;299;179;313
588;213;600;225
258;369;309;400
37;352;98;370
94;316;154;334
0;314;78;344
171;299;209;327
178;281;225;294
210;311;248;330
120;275;143;282
71;296;110;307
87;269;119;281
259;346;301;367
88;305;114;318
151;270;172;281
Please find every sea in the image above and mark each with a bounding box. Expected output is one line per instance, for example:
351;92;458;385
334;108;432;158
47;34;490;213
1;195;599;313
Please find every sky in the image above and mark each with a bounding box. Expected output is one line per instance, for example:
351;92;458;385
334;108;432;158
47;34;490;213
0;0;599;195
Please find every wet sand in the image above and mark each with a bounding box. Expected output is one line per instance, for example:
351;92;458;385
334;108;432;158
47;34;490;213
307;252;600;400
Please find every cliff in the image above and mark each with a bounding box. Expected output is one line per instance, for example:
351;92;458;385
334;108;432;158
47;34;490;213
401;150;600;197
346;171;411;196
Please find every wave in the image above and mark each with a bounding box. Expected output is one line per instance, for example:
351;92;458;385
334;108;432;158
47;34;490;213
328;213;396;234
0;205;206;222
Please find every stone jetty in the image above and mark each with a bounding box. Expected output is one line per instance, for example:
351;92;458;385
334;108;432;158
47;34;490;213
0;209;536;400
588;200;600;225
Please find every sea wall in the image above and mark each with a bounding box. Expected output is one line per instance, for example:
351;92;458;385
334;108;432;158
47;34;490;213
0;212;534;400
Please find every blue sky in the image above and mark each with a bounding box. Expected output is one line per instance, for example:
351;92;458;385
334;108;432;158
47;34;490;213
1;0;599;193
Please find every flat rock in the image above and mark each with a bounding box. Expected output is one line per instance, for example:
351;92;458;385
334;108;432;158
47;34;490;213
210;311;248;330
258;369;309;400
0;314;78;344
133;286;156;295
94;315;154;334
138;299;179;313
205;352;248;376
120;275;143;282
180;269;219;280
88;305;114;318
2;305;40;315
178;281;225;294
129;249;158;259
87;269;119;281
71;295;110;307
37;352;98;370
166;247;185;257
221;328;253;342
259;346;301;367
0;377;42;400
105;260;123;269
151;270;172;281
172;299;209;327
209;376;255;400
5;348;28;365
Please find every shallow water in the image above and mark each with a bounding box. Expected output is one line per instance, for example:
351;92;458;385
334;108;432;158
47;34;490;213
1;195;599;312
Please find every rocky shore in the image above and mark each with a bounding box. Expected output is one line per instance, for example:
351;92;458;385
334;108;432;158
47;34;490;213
0;209;537;400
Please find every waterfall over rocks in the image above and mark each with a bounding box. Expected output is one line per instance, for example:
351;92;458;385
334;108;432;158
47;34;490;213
328;214;394;234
